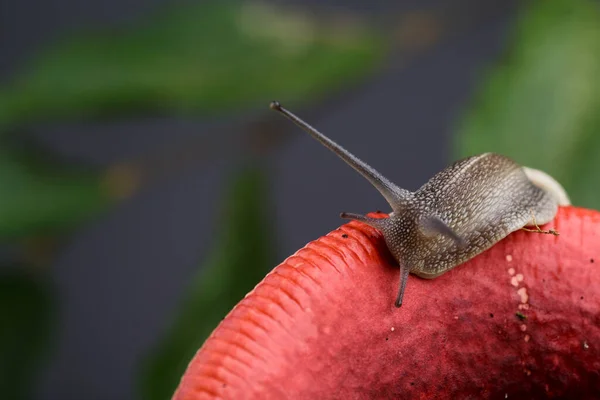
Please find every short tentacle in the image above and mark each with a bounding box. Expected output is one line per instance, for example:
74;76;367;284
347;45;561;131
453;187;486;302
340;212;389;231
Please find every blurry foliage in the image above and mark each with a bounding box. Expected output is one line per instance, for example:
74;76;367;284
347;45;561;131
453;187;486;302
0;271;54;400
140;166;276;400
0;148;109;238
0;1;386;238
0;1;385;131
0;1;387;398
455;0;600;208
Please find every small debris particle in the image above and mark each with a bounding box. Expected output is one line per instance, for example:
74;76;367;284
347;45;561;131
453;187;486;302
410;382;415;386
454;316;459;320
341;234;348;238
376;210;382;214
506;254;513;262
391;327;395;332
517;287;529;304
524;334;530;342
583;341;589;350
591;258;595;263
581;296;584;300
516;312;527;321
516;273;524;282
508;268;516;276
385;337;389;341
489;313;494;318
511;277;519;287
520;324;527;332
524;369;532;376
505;394;508;399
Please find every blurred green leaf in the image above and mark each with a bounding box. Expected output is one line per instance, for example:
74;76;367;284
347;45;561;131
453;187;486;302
140;165;275;400
455;0;600;208
0;270;54;400
0;2;385;130
0;149;110;238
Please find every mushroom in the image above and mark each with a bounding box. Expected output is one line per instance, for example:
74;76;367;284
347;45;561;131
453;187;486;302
174;206;600;399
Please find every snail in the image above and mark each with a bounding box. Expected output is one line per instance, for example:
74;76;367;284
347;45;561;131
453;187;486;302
270;101;570;307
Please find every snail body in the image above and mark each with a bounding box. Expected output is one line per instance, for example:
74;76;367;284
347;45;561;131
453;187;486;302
270;101;569;307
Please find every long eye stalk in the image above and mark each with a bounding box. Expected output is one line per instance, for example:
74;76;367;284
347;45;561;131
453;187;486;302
270;101;410;211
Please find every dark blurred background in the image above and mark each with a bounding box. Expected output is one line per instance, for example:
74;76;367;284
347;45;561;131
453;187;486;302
1;0;599;399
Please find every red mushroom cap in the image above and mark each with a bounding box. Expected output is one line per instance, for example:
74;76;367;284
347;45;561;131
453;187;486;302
174;206;600;399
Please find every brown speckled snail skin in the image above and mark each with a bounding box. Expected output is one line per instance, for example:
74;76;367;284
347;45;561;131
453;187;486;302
270;101;570;307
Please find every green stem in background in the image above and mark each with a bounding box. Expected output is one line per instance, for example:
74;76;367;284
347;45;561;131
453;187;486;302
139;164;276;400
0;269;55;400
